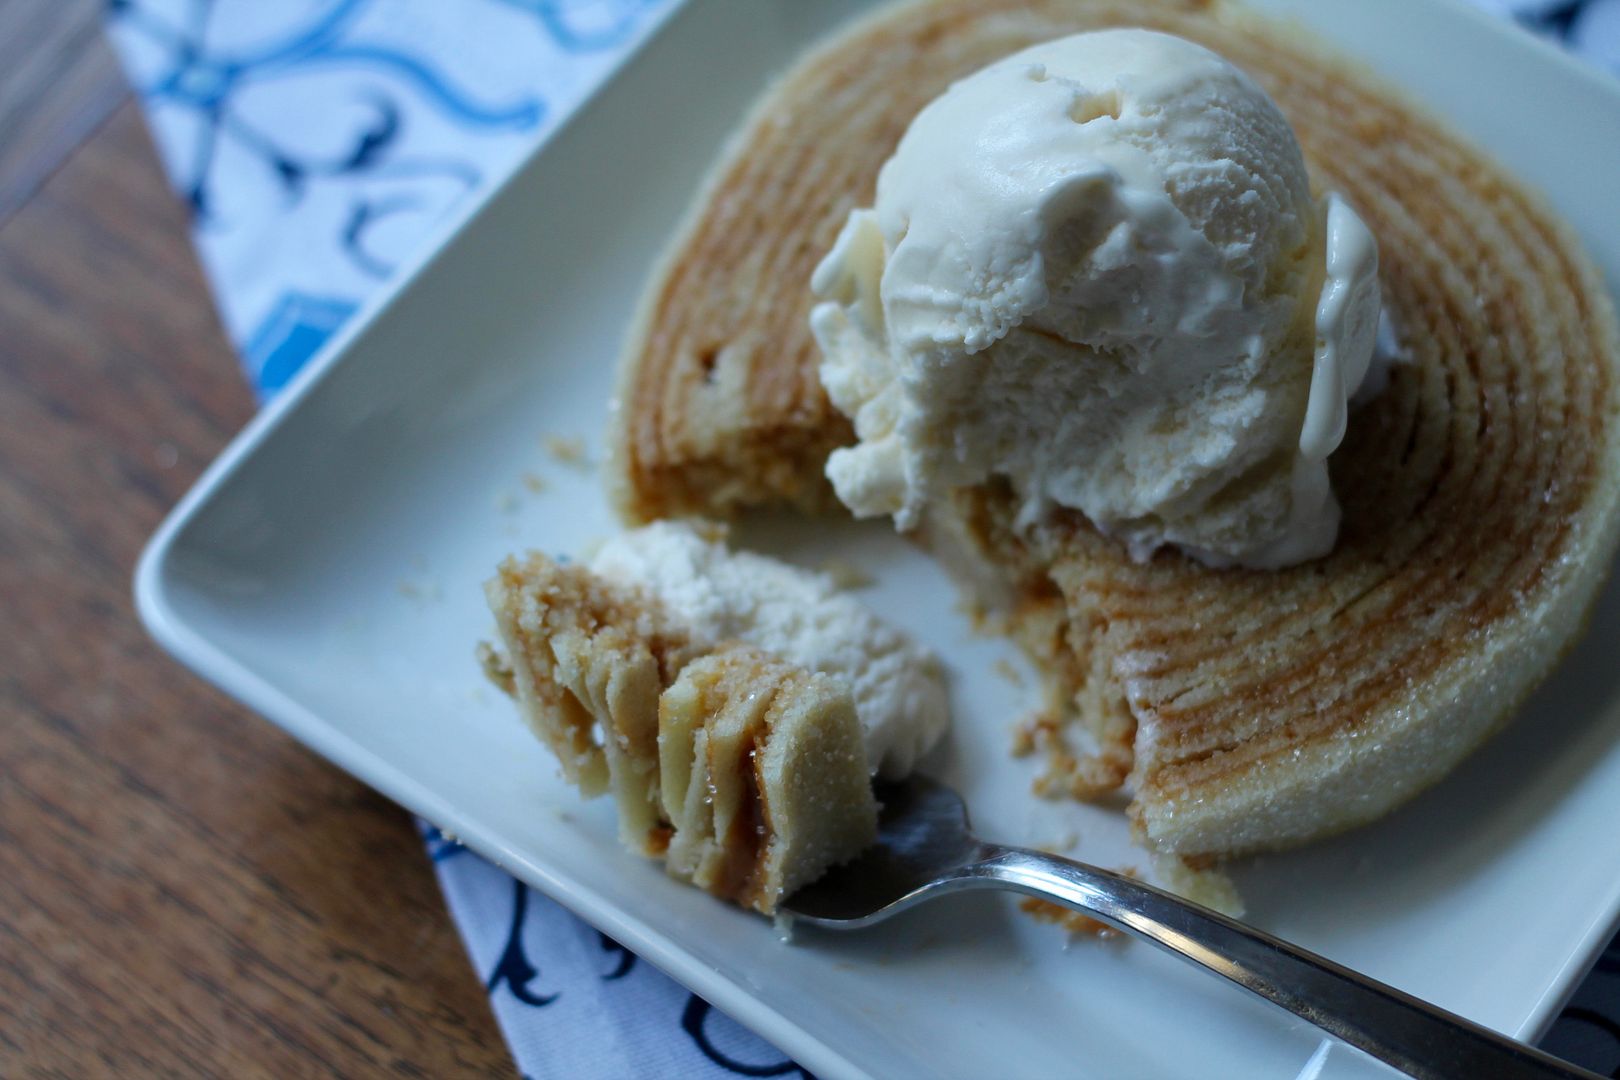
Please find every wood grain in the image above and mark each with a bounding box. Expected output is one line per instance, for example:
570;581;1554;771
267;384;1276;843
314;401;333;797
0;9;512;1077
0;0;128;225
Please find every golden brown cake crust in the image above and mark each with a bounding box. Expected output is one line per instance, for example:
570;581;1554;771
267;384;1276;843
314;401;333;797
609;0;1620;859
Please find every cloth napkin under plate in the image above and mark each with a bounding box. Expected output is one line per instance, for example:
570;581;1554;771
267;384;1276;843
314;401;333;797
105;1;1620;1076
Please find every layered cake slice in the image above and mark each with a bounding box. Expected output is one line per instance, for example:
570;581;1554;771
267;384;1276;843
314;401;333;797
484;524;941;912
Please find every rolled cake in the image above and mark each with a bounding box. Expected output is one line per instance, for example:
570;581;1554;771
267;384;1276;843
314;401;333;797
607;0;1620;859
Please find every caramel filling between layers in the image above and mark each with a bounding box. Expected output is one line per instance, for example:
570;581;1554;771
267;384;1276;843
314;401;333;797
715;725;774;909
683;653;780;910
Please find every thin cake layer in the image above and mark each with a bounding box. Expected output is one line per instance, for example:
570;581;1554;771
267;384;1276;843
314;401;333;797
609;0;1620;859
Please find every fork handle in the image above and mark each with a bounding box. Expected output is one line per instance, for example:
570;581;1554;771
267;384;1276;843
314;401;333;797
970;845;1597;1080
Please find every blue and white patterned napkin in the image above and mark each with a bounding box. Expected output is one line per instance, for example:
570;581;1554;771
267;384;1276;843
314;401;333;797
106;2;1620;1076
107;0;681;392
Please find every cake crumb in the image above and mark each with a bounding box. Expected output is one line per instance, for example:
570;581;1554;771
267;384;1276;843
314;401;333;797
1019;897;1117;938
521;471;548;494
1154;855;1244;917
1011;724;1035;757
1012;708;1060;758
955;595;998;630
993;657;1025;688
818;557;873;590
495;490;520;514
397;579;443;603
543;434;589;466
1015;707;1131;802
478;642;515;696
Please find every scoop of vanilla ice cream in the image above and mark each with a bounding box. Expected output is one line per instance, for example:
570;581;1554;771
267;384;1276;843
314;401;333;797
810;29;1380;568
589;521;948;777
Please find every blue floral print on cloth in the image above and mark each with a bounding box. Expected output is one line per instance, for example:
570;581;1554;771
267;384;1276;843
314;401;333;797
104;1;1620;1076
108;0;669;394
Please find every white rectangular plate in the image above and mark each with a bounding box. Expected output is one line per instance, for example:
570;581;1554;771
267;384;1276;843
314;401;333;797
137;1;1620;1077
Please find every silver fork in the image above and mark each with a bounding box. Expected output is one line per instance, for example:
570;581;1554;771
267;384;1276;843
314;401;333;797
782;774;1598;1080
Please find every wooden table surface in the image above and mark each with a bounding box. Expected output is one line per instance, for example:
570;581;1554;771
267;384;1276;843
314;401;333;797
0;2;512;1075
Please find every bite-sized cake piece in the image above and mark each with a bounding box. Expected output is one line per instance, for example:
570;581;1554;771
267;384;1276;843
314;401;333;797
603;0;1620;861
484;545;901;912
660;647;877;913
